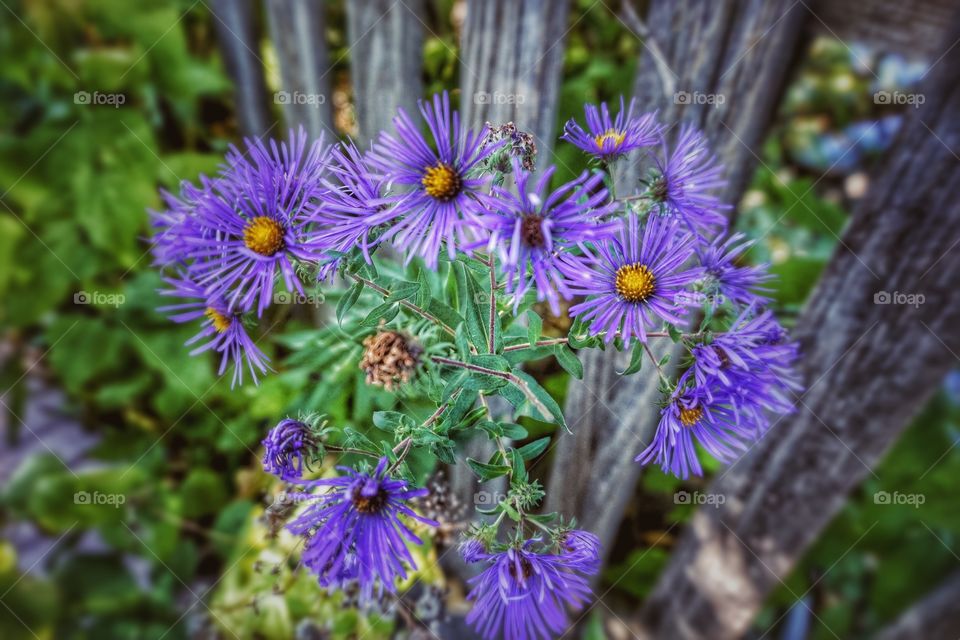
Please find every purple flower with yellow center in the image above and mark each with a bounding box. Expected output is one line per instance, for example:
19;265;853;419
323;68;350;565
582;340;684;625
696;233;772;309
187;128;330;316
645;124;729;234
474;160;619;315
262;418;319;481
367;91;501;267
559;213;701;346
463;539;594;640
287;457;437;603
311;142;392;280
158;275;269;387
635;387;751;479
561;96;662;162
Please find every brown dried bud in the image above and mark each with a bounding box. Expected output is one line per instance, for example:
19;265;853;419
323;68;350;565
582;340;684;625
359;330;422;390
482;121;538;173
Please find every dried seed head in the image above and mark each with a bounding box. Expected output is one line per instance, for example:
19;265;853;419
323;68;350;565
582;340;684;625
359;330;422;390
482;121;538;173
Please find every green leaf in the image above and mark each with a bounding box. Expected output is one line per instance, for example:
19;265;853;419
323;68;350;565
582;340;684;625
337;280;364;325
509;448;528;483
667;323;684;343
516;437;551;461
416;266;431;308
372;411;415;432
527;311;543;346
385;280;419;302
511;369;567;430
555;346;583;379
500;422;529;439
619;342;645;375
466;458;512;481
361;301;399;327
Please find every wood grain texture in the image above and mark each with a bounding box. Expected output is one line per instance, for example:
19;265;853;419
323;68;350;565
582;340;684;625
265;0;335;140
459;0;571;163
346;0;424;145
209;0;271;138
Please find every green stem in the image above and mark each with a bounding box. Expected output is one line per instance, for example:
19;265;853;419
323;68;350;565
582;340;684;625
350;273;456;336
430;356;551;419
487;258;497;354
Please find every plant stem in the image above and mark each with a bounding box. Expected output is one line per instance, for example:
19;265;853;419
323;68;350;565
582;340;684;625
502;337;569;352
429;356;551;419
350;273;455;336
487;259;497;354
324;444;381;459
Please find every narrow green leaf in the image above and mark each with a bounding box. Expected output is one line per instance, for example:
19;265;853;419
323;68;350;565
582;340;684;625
466;458;511;481
619;342;645;375
555;346;583;379
527;310;542;346
336;280;363;325
516;436;551;461
385;280;419;302
361;301;398;327
509;448;528;483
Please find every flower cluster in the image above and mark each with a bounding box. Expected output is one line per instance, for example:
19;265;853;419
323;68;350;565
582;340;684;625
150;91;800;640
462;532;600;640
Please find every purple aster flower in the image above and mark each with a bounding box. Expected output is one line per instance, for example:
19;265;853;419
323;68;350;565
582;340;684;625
561;96;662;162
695;233;772;309
464;539;594;640
645;124;729;235
311;142;392;280
158;275;270;387
367;91;501;267
187;128;330;316
559;213;701;346
149;181;208;268
685;308;800;408
473;160;619;315
262;418;319;481
559;529;602;575
635;387;751;479
287;457;437;602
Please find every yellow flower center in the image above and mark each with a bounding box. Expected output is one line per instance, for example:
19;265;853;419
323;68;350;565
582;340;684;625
614;263;656;303
679;406;703;427
205;307;232;333
422;163;462;200
594;129;626;150
243;216;285;256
